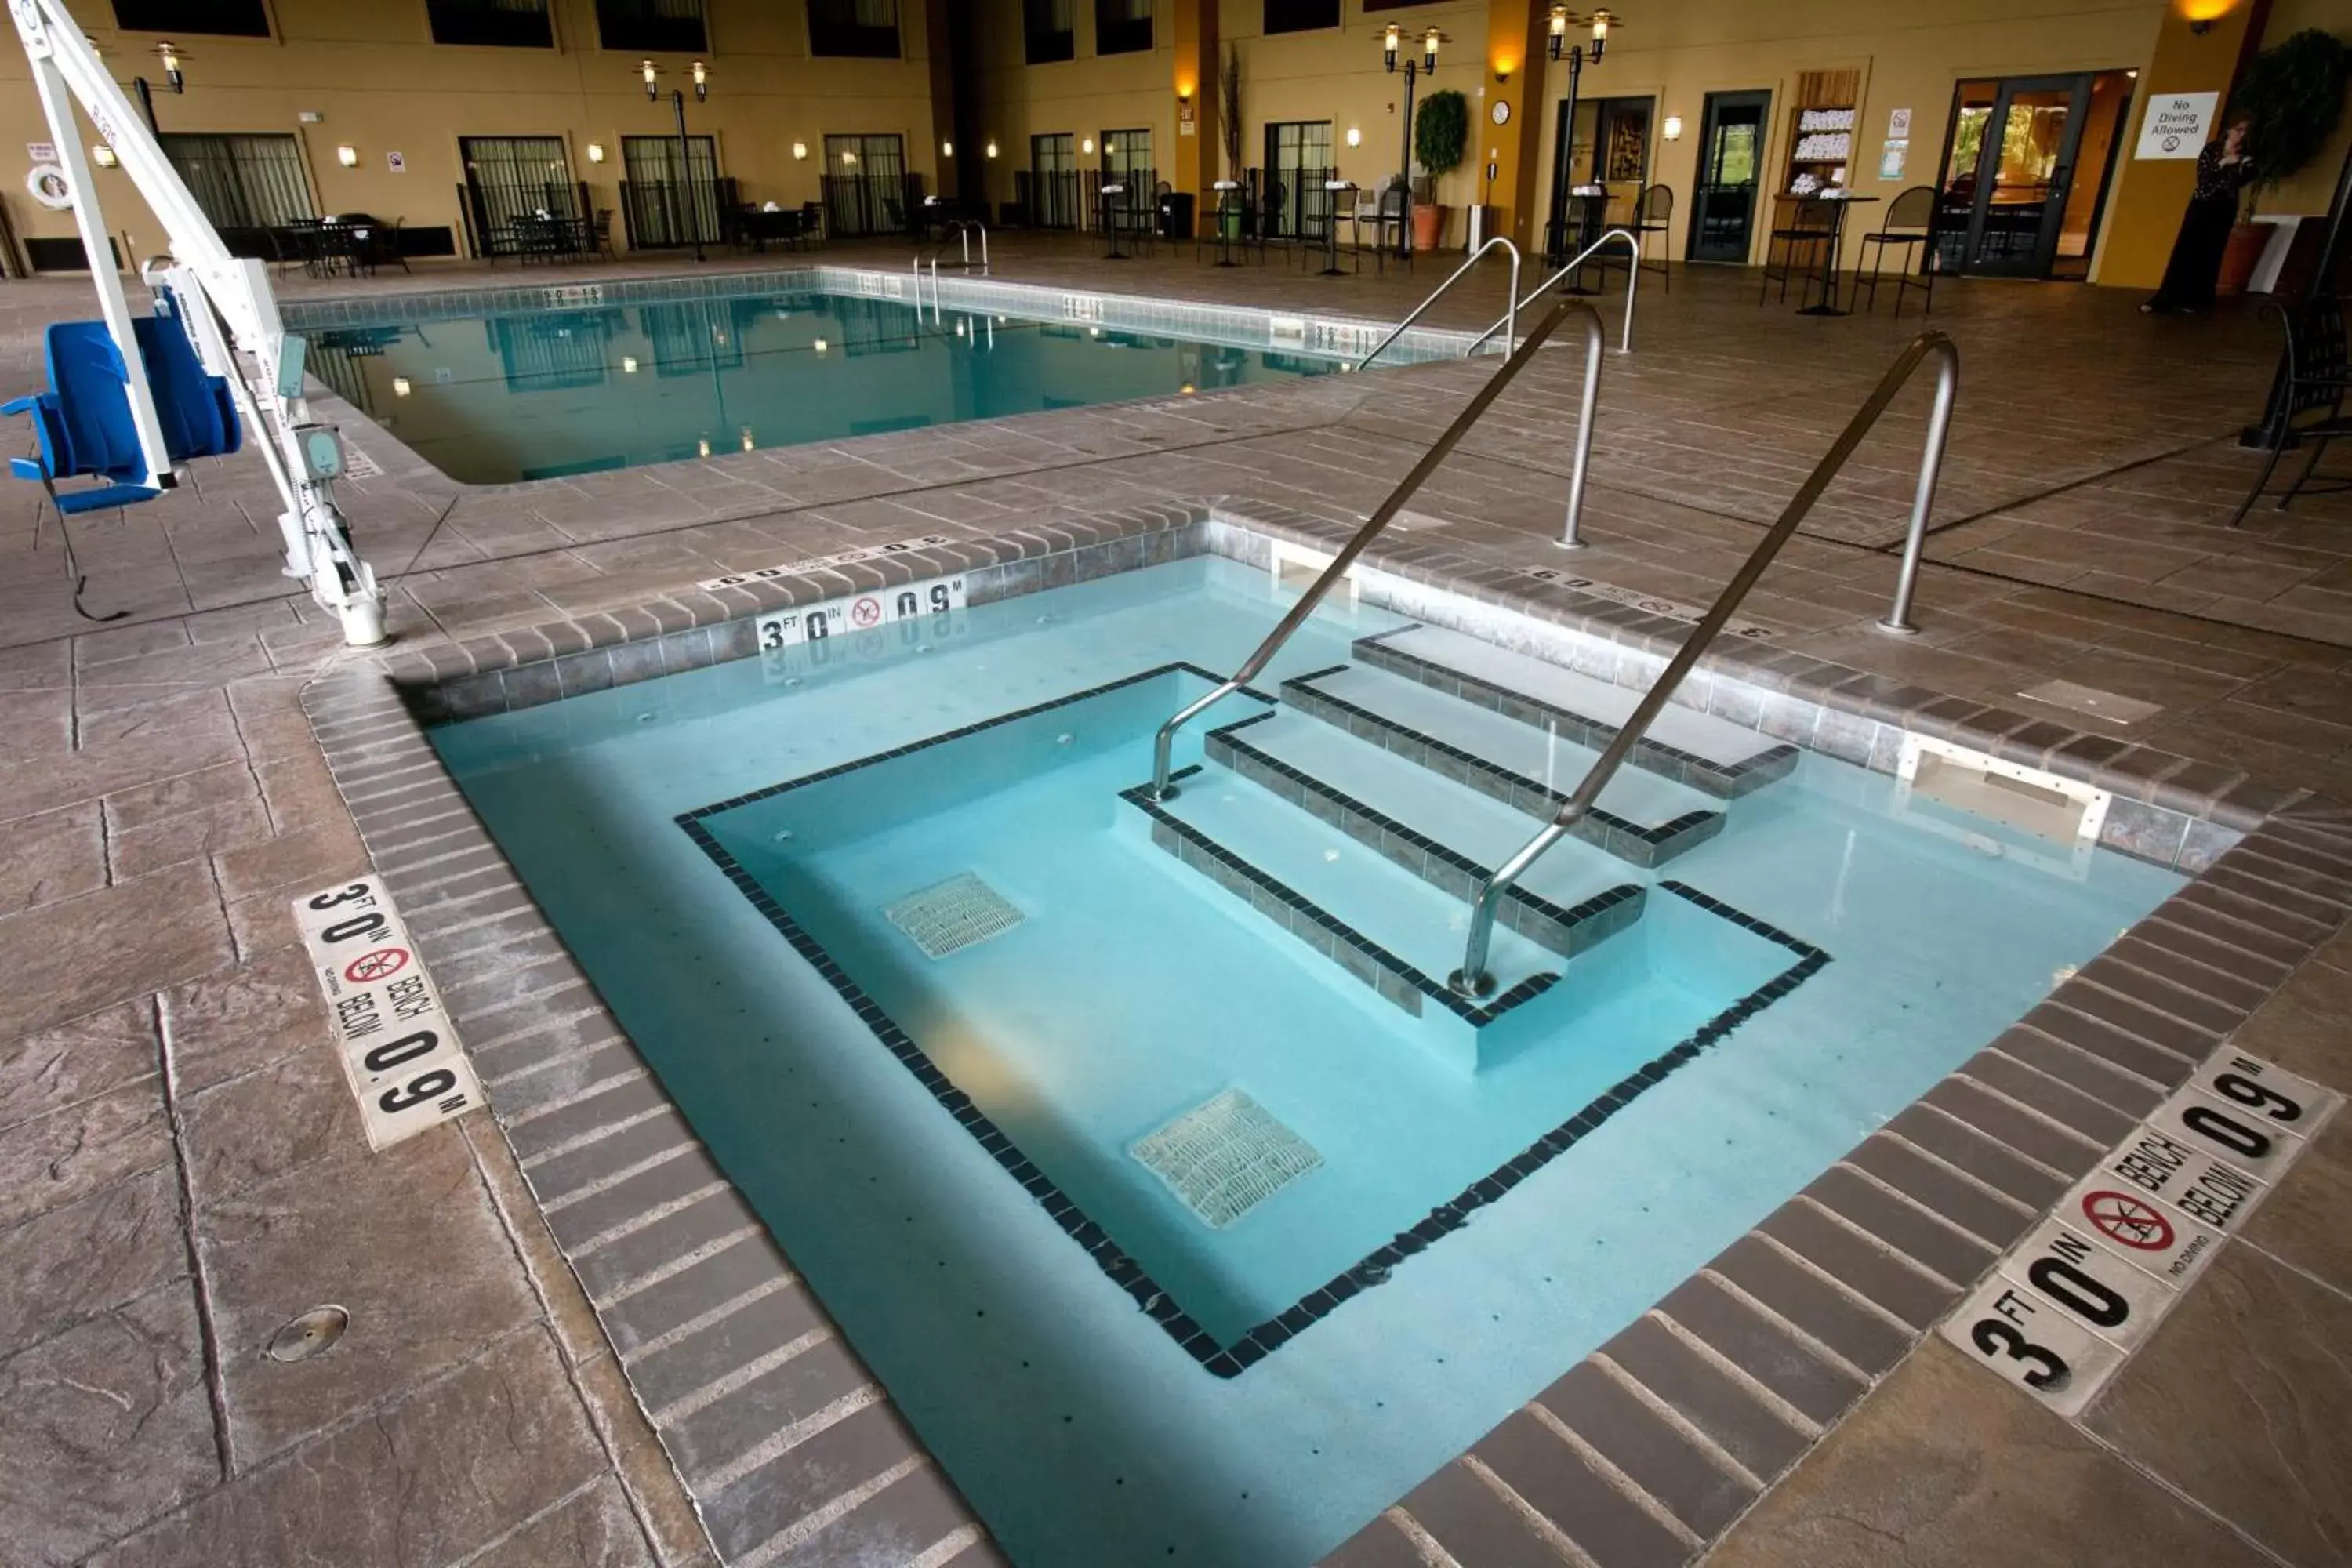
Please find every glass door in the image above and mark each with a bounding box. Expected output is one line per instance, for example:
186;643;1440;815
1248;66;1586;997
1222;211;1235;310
1944;75;2092;278
1686;89;1769;263
1264;120;1331;238
621;134;719;249
822;132;909;235
1030;132;1076;229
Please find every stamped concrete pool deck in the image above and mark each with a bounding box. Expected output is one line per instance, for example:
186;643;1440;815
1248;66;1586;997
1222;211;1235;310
2;234;2348;1567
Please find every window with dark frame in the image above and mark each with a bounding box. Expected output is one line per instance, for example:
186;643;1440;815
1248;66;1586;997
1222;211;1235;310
428;0;554;49
1024;0;1073;63
110;0;269;36
1094;0;1150;54
1262;0;1338;34
593;0;705;54
808;0;901;58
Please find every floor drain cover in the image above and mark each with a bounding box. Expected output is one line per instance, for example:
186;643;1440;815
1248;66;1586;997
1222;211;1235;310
1133;1089;1323;1229
265;1305;349;1363
883;872;1025;960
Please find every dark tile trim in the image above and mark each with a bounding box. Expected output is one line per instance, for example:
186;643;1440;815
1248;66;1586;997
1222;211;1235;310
1279;669;1726;869
1354;626;1802;800
676;699;1824;1379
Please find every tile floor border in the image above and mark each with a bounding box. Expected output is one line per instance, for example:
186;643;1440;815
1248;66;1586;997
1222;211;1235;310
305;494;2350;1568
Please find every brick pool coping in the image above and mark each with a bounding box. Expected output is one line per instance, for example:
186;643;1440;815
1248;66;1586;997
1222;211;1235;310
303;494;2352;1567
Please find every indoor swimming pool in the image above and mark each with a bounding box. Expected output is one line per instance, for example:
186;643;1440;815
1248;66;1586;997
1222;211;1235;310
430;554;2182;1566
308;283;1354;484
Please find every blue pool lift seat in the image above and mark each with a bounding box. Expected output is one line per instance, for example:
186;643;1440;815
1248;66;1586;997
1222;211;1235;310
3;313;242;515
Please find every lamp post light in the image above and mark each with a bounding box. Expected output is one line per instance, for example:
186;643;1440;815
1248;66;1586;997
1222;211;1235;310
1381;24;1440;259
1547;8;1618;263
643;57;710;262
126;40;185;135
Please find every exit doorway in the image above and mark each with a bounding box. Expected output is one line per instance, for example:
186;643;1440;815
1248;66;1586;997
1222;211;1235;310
1686;89;1771;263
1933;70;2136;280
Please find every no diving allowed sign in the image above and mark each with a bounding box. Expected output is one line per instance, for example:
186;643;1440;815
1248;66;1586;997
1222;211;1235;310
295;876;484;1151
1941;1047;2338;1417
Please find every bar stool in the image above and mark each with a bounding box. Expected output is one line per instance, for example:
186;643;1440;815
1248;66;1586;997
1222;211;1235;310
1759;195;1836;305
1855;185;1939;318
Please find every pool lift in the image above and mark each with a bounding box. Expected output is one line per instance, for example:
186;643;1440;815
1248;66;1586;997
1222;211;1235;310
3;0;387;643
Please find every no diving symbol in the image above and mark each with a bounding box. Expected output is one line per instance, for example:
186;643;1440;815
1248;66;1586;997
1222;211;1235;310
344;947;411;985
2082;1189;2172;1251
850;596;883;629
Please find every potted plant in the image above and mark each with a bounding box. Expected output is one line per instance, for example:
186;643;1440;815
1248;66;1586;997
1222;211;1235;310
1411;89;1468;251
2221;27;2352;294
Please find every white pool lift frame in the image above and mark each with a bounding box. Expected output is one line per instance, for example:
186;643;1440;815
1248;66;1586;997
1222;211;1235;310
8;0;389;645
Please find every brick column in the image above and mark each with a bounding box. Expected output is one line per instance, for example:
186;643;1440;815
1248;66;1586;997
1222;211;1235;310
1173;0;1221;202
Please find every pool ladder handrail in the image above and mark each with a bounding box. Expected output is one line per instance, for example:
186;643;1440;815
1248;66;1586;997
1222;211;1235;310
1470;227;1642;357
1142;296;1602;804
1353;235;1521;372
1448;330;1961;998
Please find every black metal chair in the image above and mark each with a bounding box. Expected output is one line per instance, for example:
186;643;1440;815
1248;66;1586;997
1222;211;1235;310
1856;185;1939;318
2232;296;2352;528
1633;183;1673;292
1759;196;1837;305
1248;180;1289;263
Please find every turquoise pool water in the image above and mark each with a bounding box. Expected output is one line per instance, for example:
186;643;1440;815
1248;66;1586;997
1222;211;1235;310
432;557;2181;1566
311;288;1343;484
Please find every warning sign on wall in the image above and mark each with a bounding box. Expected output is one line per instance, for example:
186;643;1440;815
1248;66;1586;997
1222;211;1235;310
2135;91;2217;159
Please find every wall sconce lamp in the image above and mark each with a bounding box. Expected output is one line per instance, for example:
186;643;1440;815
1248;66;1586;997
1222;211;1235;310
792;141;808;159
622;355;639;373
586;142;606;164
691;59;707;100
942;140;953;157
392;376;412;397
1495;58;1513;83
1345;126;1361;147
985;140;1000;158
1082;136;1095;154
336;144;358;168
156;41;184;92
641;58;657;95
91;143;117;169
1663;114;1683;140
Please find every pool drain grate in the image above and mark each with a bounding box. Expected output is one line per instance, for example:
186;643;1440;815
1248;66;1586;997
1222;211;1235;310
883;872;1025;959
1132;1088;1322;1230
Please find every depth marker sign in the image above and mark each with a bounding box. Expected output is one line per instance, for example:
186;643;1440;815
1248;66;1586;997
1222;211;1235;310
1941;1044;2337;1417
295;876;484;1150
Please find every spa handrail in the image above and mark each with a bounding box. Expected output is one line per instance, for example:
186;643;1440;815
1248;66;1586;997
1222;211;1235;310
1354;234;1522;372
1142;296;1596;803
1470;227;1642;355
1450;331;1962;997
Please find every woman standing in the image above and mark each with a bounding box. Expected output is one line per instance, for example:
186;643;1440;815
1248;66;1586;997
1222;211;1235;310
2142;114;2256;313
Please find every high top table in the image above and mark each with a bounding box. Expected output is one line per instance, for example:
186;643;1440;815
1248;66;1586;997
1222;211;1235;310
1099;184;1129;260
1319;180;1358;277
1208;180;1242;267
1796;193;1877;317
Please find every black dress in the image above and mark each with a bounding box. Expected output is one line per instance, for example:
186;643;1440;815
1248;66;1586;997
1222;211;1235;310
2149;142;2253;311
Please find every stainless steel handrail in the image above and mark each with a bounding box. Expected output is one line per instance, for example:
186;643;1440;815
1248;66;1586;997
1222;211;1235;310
1142;296;1591;802
1450;331;1961;997
1471;227;1641;356
1353;235;1521;372
1557;303;1606;551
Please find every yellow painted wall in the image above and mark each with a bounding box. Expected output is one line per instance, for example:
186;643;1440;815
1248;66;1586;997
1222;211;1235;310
971;0;1501;243
0;0;943;256
1525;0;2192;282
968;0;2317;285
